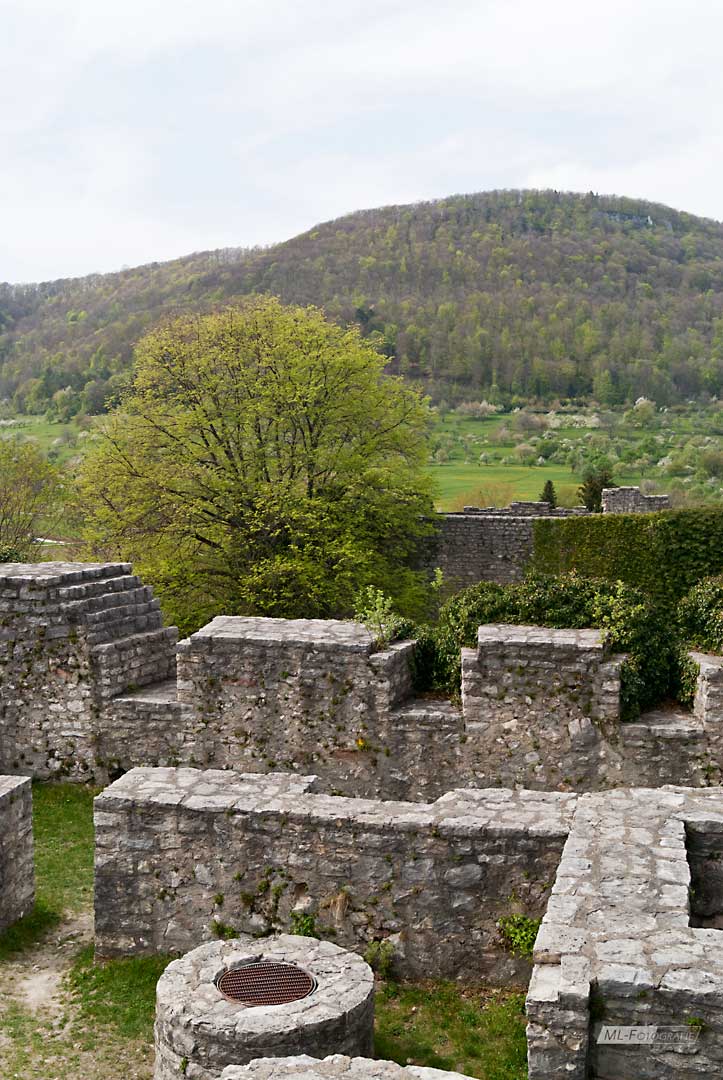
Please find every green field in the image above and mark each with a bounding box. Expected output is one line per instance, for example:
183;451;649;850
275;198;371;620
430;463;581;511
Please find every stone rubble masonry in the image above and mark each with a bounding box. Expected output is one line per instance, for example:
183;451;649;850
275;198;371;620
0;562;176;781
173;617;416;794
2;558;721;794
219;1055;474;1080
154;936;374;1080
600;486;672;514
460;625;626;790
94;767;576;982
526;786;723;1080
431;486;666;591
0;775;34;932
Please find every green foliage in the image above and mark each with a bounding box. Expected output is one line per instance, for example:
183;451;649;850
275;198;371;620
364;938;396;978
675;650;701;708
532;509;723;606
578;463;614;512
539;479;557;508
289;911;318;937
0;441;61;558
354;587;407;649
6;190;723;412
79;298;435;633
413;573;676;717
497;914;541;958
678;575;723;653
210;919;239;940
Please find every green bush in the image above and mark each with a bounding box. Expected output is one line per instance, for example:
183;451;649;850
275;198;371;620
678;575;723;654
532;509;723;606
412;573;677;718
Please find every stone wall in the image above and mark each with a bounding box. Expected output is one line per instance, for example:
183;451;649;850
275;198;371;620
94;767;575;982
0;776;34;932
2;562;721;797
431;514;536;587
174;617;415;791
459;625;624;789
527;786;723;1080
601;486;671;513
0;563;177;781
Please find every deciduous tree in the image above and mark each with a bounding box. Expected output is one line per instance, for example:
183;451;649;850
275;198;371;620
79;298;436;631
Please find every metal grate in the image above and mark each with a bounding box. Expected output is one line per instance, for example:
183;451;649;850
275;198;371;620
216;961;316;1006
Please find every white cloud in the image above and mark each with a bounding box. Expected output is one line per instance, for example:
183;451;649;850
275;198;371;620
2;0;723;281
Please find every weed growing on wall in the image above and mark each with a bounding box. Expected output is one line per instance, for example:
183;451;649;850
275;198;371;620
497;914;541;958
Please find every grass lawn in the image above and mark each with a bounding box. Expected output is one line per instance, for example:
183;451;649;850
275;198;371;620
429;463;581;510
0;783;529;1080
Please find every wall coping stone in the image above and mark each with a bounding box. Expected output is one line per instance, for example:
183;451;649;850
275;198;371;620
96;767;578;838
186;616;375;653
0;562;131;586
476;623;607;651
220;1056;475;1080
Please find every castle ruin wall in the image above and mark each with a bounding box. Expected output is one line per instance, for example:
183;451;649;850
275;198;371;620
94;767;575;983
0;775;34;932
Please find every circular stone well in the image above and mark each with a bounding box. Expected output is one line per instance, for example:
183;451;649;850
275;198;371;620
153;934;375;1080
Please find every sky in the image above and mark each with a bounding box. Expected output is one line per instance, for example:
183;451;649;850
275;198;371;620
3;0;723;283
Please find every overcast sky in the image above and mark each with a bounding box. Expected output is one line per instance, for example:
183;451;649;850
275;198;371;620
3;0;723;283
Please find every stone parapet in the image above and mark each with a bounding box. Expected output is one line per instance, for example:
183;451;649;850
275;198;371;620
601;486;671;513
219;1057;475;1080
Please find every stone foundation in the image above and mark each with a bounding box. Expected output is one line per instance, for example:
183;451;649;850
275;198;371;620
94;767;575;981
154;937;374;1080
0;776;34;931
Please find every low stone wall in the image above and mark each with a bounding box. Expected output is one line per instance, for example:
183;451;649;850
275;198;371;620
94;767;575;982
527;786;723;1080
601;486;671;513
459;625;624;789
154;937;374;1080
220;1056;474;1080
0;776;34;932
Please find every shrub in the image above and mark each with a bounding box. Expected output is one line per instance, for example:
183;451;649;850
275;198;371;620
678;575;723;654
413;573;677;718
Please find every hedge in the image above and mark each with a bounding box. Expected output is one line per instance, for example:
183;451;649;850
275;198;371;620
531;509;723;606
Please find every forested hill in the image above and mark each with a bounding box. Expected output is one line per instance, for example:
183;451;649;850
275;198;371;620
3;188;723;416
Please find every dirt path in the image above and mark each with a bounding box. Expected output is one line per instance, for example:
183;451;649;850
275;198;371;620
0;913;154;1080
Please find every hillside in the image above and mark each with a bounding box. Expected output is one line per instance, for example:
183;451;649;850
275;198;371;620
3;189;723;416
